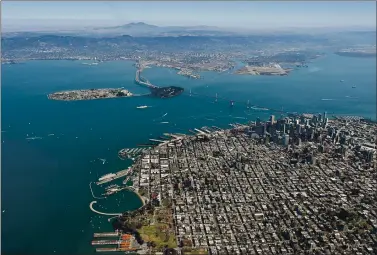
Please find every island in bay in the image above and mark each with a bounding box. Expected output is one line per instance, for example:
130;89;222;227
235;64;292;76
48;88;133;101
335;47;377;58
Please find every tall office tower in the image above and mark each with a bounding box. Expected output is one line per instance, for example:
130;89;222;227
256;117;261;126
263;123;267;136
323;111;327;120
296;124;302;134
283;124;286;134
283;134;290;146
312;115;318;124
300;116;305;124
270;115;275;124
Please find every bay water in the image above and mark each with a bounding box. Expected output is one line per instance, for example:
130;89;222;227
1;54;375;254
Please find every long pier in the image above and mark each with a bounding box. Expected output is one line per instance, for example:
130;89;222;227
92;240;121;245
96;169;132;185
94;232;120;238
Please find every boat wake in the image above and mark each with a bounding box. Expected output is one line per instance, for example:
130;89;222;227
26;136;43;140
98;158;107;164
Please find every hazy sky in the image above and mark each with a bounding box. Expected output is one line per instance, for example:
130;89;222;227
2;1;376;31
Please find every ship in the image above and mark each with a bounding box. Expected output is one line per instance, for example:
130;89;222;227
352;86;356;88
98;173;116;181
136;105;148;109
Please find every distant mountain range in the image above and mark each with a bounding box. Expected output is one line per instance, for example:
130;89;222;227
2;22;240;38
90;22;237;37
2;21;376;40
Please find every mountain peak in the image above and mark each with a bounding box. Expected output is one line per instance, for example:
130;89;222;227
123;22;158;28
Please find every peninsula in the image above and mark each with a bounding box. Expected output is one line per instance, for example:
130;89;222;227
48;88;133;101
92;114;377;254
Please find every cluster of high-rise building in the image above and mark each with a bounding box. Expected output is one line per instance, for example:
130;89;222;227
124;114;376;255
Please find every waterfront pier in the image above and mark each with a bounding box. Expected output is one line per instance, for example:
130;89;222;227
96;169;132;185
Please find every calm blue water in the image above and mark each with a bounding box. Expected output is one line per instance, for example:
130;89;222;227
1;54;376;254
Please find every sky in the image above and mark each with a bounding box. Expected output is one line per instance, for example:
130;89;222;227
2;1;376;31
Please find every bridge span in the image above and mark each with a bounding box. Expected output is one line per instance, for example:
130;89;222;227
135;69;159;89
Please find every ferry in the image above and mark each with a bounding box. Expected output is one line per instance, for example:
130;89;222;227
250;106;268;111
98;173;116;181
136;105;148;109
